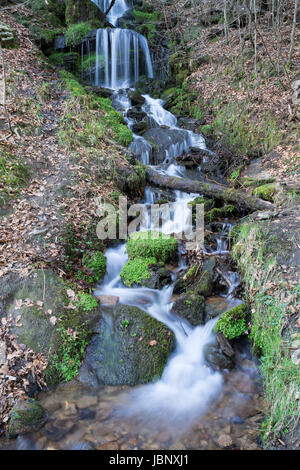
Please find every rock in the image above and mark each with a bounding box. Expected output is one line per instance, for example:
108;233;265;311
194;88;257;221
132;121;148;135
79;305;175;386
205;296;238;319
216;434;233;448
127;106;147;120
0;341;6;365
177;117;205;131
96;295;119;306
240;157;273;182
291;349;300;365
172;293;205;326
204;344;234;370
141;265;172;289
190;258;215;297
216;331;235;358
143;128;190;164
128;91;145;106
8;399;46;437
84;86;113;98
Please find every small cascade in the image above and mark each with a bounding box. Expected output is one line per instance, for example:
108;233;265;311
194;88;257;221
83;29;153;89
92;0;130;26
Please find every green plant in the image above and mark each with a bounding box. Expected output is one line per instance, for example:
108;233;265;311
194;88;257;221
214;303;248;340
65;21;101;47
76;292;98;312
48;327;88;382
82;251;106;280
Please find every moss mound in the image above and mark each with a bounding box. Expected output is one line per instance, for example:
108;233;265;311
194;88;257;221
214;303;248;340
120;257;156;287
253;183;276;202
126;231;178;263
8;399;46;437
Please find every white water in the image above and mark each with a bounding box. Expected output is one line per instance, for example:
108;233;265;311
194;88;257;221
92;29;153;89
92;0;129;26
91;3;224;430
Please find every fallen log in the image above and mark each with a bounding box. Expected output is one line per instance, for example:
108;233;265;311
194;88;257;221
146;168;275;212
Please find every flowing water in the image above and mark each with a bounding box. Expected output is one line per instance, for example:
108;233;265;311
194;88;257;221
0;2;264;450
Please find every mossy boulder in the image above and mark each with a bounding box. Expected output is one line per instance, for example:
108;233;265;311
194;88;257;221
120;258;172;288
128;91;146;106
214;303;248;340
113;161;146;198
126;231;178;264
205;204;235;223
253;183;276;203
0;22;18;49
8;399;46;437
79;305;175;386
172;293;205;326
132;121;148;135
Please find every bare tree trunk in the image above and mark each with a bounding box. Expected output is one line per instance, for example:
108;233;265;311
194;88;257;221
0;43;12;141
104;0;117;16
288;0;299;65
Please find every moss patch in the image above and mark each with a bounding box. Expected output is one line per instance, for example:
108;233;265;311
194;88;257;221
253;183;276;202
8;399;46;437
120;257;156;287
214;303;248;340
126;231;178;264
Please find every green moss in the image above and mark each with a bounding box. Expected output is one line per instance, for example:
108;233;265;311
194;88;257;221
76;292;98;312
214;303;248;340
49;51;80;66
205;204;235;222
253;183;276;202
126;231;178;263
82;251;106;281
133;9;159;40
120;257;156;287
60;70;86;96
8;399;45;437
65;21;101;47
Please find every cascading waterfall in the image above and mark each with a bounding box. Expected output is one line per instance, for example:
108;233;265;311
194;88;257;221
83;28;153;89
92;0;130;26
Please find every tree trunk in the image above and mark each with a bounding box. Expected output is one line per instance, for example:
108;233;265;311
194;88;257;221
146;168;275;212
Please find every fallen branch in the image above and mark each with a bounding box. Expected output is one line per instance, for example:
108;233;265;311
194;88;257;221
146;168;275;212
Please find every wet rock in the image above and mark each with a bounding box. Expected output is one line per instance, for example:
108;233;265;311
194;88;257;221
205;296;237;319
143;128;190;164
84;86;113;99
172;293;205;326
128;91;145;106
79;305;175;386
76;395;98;409
8;399;47;437
189;258;216;298
127;106;147;120
204;344;234;370
216;332;235;358
141;265;172;289
132;121;148;135
177;117;205;131
96;295;119;306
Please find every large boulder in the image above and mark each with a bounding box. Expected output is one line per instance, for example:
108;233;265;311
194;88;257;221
79;305;175;386
143;128;190;164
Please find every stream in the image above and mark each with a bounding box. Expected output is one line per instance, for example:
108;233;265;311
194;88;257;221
0;0;264;450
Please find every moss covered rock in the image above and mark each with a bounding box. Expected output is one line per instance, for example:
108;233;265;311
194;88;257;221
82;251;107;283
8;399;46;437
172;293;205;326
126;231;178;264
253;183;276;203
79;305;175;386
214;303;248;340
175;258;215;297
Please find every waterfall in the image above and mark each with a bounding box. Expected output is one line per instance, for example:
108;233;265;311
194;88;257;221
84;29;153;89
92;0;130;26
